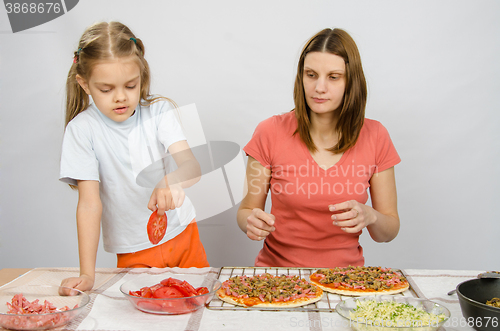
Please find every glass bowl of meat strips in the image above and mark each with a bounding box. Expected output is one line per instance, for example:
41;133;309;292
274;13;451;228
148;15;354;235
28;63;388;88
120;273;221;315
0;285;90;330
336;295;450;331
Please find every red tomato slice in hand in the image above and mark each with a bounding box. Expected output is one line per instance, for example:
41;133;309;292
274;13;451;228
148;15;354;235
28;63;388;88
147;210;167;245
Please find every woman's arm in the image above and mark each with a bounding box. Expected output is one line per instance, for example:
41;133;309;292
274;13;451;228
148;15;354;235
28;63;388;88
148;140;201;215
61;180;101;293
237;157;276;240
366;166;399;242
330;167;400;242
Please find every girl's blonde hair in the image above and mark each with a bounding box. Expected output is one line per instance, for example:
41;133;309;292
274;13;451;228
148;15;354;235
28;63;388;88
65;21;173;126
293;28;367;154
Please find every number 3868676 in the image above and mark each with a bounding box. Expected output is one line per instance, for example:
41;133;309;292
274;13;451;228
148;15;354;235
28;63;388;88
5;2;61;14
445;316;498;328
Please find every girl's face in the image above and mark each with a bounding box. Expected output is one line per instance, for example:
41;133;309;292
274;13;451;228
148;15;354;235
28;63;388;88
303;52;346;116
77;56;141;122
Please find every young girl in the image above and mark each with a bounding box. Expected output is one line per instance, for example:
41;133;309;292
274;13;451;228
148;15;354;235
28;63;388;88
60;21;209;293
238;28;400;267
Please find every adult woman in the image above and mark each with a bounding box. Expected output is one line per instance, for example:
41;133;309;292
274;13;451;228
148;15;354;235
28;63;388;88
237;28;400;267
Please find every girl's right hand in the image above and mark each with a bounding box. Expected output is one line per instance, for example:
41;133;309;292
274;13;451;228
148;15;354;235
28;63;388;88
245;208;276;241
60;275;94;295
148;183;185;217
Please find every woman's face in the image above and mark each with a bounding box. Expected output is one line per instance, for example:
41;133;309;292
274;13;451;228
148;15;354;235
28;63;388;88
303;51;346;116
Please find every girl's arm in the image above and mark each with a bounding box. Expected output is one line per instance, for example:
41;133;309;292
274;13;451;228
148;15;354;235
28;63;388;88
236;157;276;241
165;140;201;188
330;167;400;242
61;180;101;293
148;140;201;216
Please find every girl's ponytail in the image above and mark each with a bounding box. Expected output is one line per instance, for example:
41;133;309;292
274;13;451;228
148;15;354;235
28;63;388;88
65;61;89;127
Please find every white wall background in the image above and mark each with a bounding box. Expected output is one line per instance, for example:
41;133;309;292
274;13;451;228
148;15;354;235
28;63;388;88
1;0;499;271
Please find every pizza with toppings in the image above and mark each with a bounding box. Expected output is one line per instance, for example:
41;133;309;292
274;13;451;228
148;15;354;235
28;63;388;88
216;273;323;308
309;266;409;296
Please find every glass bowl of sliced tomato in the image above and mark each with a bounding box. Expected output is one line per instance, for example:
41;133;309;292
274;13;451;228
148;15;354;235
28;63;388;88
0;285;90;330
120;274;221;315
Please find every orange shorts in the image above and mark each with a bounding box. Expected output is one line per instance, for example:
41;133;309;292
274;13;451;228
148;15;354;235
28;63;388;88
117;221;209;268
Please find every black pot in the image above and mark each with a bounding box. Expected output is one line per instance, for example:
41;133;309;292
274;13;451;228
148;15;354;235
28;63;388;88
456;278;500;331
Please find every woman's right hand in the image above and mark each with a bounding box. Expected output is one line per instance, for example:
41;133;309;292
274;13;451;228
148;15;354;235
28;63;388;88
60;275;94;295
245;208;276;241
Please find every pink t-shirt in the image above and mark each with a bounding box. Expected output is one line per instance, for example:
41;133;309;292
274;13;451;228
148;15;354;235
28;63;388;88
243;111;400;268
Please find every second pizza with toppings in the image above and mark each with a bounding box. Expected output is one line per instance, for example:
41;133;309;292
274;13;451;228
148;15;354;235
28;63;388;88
216;273;323;308
309;266;409;296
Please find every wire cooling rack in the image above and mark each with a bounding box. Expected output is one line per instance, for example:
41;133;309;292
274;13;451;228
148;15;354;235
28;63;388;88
207;266;419;312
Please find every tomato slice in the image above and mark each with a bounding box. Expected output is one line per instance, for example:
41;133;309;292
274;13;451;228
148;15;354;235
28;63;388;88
147;210;167;245
160;277;183;287
129;290;142;297
180;280;198;295
153;286;184;298
169;283;195;297
160;299;190;314
148;283;164;293
137;300;162;312
140;287;154;298
195;287;209;295
169;284;191;297
129;278;208;314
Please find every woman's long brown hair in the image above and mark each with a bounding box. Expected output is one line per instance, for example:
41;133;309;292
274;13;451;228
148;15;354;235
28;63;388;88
293;28;367;154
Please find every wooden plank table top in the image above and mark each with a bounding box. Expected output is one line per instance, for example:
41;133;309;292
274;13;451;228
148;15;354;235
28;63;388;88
0;268;32;287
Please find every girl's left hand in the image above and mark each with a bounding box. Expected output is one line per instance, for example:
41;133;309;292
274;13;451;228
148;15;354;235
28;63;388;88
329;200;376;233
148;183;185;217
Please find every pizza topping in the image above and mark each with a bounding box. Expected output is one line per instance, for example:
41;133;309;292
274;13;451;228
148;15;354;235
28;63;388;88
220;274;319;303
314;266;406;291
6;293;76;314
349;300;447;326
1;294;78;330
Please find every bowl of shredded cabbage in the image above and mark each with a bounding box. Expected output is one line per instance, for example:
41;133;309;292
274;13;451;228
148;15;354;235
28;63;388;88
336;295;450;331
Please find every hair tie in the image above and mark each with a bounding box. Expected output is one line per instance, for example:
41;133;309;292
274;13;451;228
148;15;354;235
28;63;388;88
73;48;82;64
130;37;137;45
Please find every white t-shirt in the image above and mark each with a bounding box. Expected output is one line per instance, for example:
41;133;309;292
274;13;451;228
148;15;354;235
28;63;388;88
60;99;195;253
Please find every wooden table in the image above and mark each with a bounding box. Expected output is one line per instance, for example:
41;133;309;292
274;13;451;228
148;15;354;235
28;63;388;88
0;268;31;286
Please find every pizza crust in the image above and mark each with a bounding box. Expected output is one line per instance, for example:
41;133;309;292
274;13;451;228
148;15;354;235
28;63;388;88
309;278;409;296
216;286;323;308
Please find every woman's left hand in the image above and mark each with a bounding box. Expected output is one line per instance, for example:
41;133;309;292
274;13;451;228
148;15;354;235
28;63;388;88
329;200;376;233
